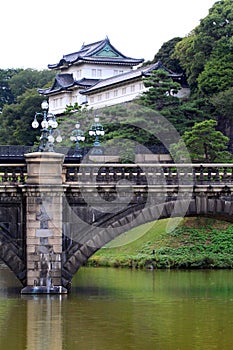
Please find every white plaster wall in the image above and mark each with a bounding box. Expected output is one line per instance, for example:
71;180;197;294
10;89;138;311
48;88;88;114
86;81;146;109
49;93;72;115
64;63;132;80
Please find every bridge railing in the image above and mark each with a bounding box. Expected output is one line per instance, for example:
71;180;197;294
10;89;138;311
0;164;27;184
64;163;233;186
1;162;233;186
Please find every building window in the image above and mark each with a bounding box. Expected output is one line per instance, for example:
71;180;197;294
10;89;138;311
122;87;126;95
139;83;144;90
98;94;102;101
76;69;81;78
114;69;124;75
105;92;110;99
90;96;94;103
92;69;96;77
114;89;118;97
131;85;135;92
97;69;102;77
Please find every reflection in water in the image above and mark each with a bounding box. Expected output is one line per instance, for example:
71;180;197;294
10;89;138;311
22;295;65;350
1;266;233;349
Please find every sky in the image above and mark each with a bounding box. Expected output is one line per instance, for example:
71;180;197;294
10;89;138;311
1;0;217;70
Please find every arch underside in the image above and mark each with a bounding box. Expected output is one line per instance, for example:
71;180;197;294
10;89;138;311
0;225;26;286
61;196;233;288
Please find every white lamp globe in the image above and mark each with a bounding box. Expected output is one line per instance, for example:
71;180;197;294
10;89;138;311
41;100;49;110
47;119;54;127
41;120;48;128
52;120;58;128
56;135;62;143
32;120;39;128
48;135;54;143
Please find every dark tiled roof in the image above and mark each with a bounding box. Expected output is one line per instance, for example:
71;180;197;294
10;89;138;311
38;73;74;94
77;78;100;87
48;37;144;69
38;74;99;95
80;61;183;95
142;61;182;78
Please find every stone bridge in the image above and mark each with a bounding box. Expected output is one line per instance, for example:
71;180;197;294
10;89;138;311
0;151;233;293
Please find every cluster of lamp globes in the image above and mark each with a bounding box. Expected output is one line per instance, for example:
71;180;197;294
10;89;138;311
32;100;62;145
32;101;105;151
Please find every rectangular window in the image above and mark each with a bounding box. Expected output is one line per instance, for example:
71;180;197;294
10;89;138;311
122;87;126;95
131;85;135;92
114;70;118;75
53;99;58;108
114;89;118;97
139;83;144;90
90;96;94;103
92;69;96;77
105;92;110;99
97;69;102;77
98;94;102;101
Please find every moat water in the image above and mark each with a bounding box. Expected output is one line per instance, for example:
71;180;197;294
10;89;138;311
0;266;233;350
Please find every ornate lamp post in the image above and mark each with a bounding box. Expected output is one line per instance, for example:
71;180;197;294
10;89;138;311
70;122;85;157
88;115;105;153
32;100;62;152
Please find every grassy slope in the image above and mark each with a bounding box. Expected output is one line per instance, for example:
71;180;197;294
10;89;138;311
87;217;233;269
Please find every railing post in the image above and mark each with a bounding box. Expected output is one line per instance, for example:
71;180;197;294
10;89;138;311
21;152;67;294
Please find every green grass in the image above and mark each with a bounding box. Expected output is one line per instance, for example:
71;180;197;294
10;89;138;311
87;217;233;269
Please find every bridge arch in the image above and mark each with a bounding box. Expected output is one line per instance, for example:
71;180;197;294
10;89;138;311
62;196;233;288
0;225;26;286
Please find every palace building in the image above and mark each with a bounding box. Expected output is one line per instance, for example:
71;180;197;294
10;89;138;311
39;37;186;114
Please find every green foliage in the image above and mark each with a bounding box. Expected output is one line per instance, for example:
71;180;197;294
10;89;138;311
211;87;233;151
100;103;163;148
87;217;233;270
137;69;210;136
197;40;233;95
144;37;184;74
139;69;181;111
173;0;233;93
0;89;44;145
0;68;23;110
212;87;233;119
170;119;232;162
8;69;55;98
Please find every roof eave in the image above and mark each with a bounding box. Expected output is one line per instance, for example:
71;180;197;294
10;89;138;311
80;76;142;95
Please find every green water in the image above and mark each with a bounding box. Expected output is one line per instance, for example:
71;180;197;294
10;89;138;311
0;266;233;349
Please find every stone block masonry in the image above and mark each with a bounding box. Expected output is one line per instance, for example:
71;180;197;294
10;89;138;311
21;152;67;294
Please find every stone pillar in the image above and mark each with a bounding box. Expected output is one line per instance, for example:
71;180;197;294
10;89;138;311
21;152;67;294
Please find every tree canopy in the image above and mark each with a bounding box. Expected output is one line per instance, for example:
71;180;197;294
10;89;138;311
0;69;55;145
170;120;232;162
173;0;233;93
